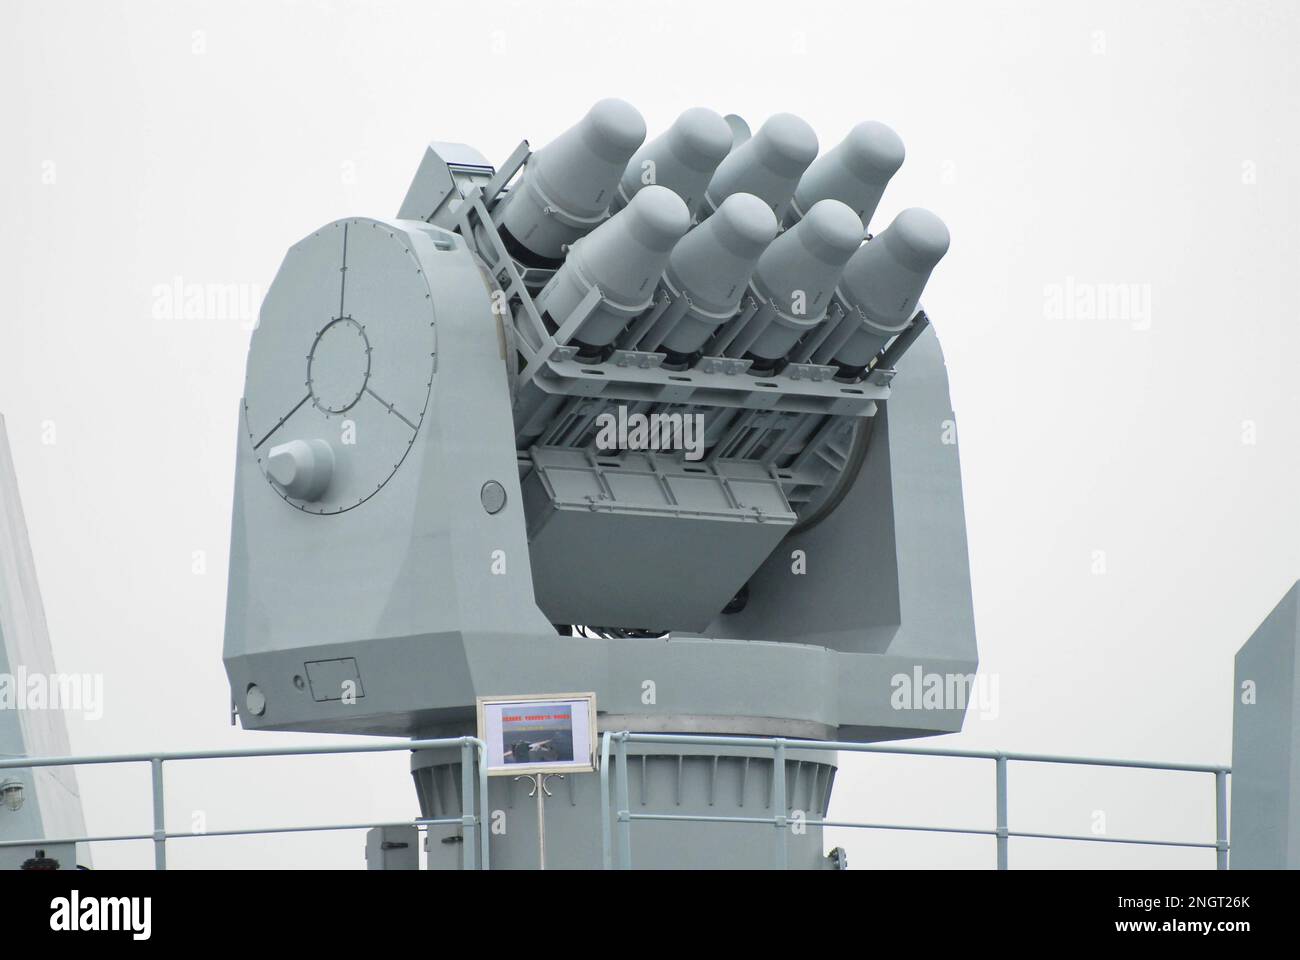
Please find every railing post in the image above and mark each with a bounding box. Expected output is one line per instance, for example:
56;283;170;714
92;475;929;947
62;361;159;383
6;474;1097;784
1214;769;1229;870
599;731;613;870
477;739;490;870
772;739;788;870
995;754;1008;870
460;739;477;870
614;734;632;869
150;757;167;870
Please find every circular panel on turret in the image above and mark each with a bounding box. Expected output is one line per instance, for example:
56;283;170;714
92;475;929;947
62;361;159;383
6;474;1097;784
241;218;437;514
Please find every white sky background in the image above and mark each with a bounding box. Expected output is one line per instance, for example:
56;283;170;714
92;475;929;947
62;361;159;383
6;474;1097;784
1;0;1297;868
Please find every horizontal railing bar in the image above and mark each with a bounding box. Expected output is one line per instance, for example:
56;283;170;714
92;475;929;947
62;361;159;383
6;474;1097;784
0;817;468;850
163;818;463;841
813;819;997;836
612;733;1229;774
994;752;1226;775
0;736;478;771
4;735;1226;777
626;813;778;826
622;813;1216;849
0;831;153;849
0;816;469;850
1007;830;1219;849
626;812;998;837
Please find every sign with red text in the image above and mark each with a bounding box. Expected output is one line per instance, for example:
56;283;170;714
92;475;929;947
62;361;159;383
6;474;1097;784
477;693;597;776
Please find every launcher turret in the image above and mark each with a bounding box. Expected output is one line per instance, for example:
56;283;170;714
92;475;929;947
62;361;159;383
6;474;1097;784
224;100;975;869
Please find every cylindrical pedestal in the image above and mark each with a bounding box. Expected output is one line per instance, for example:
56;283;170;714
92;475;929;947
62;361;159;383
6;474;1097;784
412;738;839;870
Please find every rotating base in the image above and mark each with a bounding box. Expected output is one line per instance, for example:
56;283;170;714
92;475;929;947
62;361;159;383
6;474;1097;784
412;738;840;870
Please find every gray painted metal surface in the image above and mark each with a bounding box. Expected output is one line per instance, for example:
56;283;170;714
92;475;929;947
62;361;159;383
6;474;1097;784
1230;581;1300;868
222;103;974;868
365;824;419;870
0;415;89;870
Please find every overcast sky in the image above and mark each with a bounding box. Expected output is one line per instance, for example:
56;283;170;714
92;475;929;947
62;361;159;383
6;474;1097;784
1;0;1297;868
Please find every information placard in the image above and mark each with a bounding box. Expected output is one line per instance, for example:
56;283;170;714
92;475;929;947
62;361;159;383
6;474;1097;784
476;693;597;776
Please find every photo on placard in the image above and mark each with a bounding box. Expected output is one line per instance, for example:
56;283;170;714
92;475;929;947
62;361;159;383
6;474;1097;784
477;693;597;776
